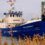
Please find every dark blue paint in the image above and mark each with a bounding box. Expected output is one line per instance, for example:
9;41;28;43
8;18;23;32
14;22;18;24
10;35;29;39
0;21;45;37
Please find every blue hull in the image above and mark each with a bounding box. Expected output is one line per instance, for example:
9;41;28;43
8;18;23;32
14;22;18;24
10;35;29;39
0;21;45;37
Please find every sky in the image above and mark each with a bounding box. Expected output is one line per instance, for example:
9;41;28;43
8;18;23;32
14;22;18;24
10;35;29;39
0;0;43;20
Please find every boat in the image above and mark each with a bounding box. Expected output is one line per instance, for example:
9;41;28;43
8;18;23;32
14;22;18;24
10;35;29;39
0;0;45;38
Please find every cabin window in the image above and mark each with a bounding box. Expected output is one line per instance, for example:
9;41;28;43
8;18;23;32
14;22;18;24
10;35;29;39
10;15;12;17
13;15;14;17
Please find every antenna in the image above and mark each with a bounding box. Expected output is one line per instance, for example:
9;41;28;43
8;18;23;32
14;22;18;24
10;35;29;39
4;0;22;17
7;0;16;11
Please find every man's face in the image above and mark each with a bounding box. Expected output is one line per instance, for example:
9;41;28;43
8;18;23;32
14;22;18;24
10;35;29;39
44;12;45;15
43;8;45;15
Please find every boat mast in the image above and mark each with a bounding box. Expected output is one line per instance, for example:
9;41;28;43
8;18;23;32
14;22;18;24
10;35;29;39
7;0;16;11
